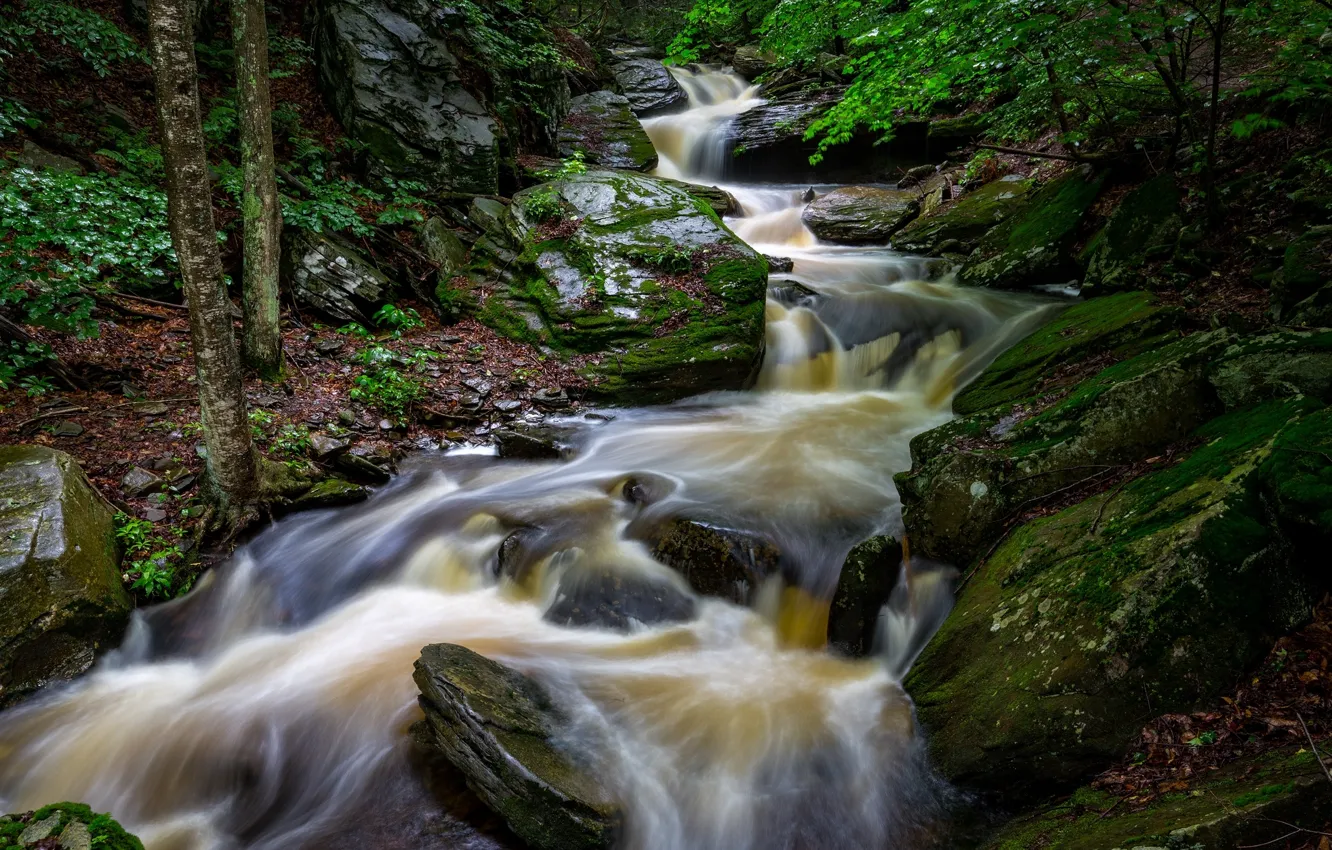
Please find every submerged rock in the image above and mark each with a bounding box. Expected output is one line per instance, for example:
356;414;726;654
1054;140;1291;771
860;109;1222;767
558;91;658;171
311;0;500;194
960;165;1105;289
893;175;1035;256
651;520;781;605
544;569;697;631
413;644;618;850
609;58;686;115
801;186;921;244
475;170;768;405
0;802;144;850
0;446;130;708
1082;174;1182;293
282;229;390;325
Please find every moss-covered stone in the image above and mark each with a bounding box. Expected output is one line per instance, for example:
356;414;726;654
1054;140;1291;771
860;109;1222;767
801;186;920;244
558;91;658;171
960;165;1106;290
1206;330;1332;409
926;112;992;154
1;802;144;850
904;399;1327;801
651;520;781;605
893;176;1036;256
984;748;1332;849
1273;224;1332;320
1082;175;1182;294
0;446;129;709
475;170;768;405
829;536;902;656
413;644;618;850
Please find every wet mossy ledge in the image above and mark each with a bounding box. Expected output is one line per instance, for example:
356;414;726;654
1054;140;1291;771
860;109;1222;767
898;286;1332;820
1;802;144;850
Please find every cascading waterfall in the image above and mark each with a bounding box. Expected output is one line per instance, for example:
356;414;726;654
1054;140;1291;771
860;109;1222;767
0;67;1055;850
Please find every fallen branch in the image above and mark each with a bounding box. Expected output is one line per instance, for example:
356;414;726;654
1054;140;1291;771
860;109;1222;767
1296;711;1332;784
101;290;187;310
18;406;89;429
976;143;1082;162
94;295;169;321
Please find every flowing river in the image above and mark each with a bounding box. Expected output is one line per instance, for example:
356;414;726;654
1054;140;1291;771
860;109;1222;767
0;67;1054;849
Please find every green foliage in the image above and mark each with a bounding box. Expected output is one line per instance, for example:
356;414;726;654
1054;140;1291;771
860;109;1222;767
444;0;569;117
351;366;425;417
538;151;588;180
0;1;144;78
373;303;425;333
525;187;564;222
268;34;313;79
0;340;53;391
96;129;165;183
0;96;38;139
273;424;312;458
114;512;187;600
626;246;694;274
0;165;173;336
337;322;373;340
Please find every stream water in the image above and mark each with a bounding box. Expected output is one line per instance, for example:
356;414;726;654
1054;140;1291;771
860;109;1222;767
0;67;1054;849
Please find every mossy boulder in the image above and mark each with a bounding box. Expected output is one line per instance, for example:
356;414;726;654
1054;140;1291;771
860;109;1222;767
558;91;658;171
801;186;921;244
311;0;500;194
1273;224;1332;321
413;643;618;850
1;446;130;709
900;328;1230;566
926;112;992;155
1288;280;1332;328
1;802;144;850
905;399;1329;801
1206;330;1332;410
893;176;1036;256
984;748;1332;849
960;165;1106;290
1082;174;1182;294
475;170;768;405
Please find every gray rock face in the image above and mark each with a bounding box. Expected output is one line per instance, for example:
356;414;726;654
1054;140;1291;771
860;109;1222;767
0;446;130;708
894;175;1035;256
801;186;921;244
610;58;687;115
282;228;390;324
558;91;658;171
312;0;500;194
651;520;780;605
413;643;619;850
731;45;778;79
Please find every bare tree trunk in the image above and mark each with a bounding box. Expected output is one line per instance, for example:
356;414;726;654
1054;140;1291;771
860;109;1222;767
232;0;283;379
147;0;259;512
1204;0;1227;223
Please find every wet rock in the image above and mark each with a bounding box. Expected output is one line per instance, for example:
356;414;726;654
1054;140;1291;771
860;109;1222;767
1207;331;1332;409
311;0;500;193
801;186;921;244
1273;224;1332;321
609;57;686;115
925;112;991;155
50;421;84;438
19;813;62;845
651;520;781;605
545;569;697;631
292;478;369;509
829;536;901;656
652;177;736;217
0;446;130;708
17;140;84;174
731;44;778;79
143;508;167;523
308;433;349;460
893;175;1035;256
1082;174;1182;294
895;163;936;189
558;91;658;171
419;218;475;321
334;452;391;485
1;802;144;850
724;88;861;181
282;228;390;324
765;255;795;274
120;466;162;496
960;165;1106;290
477;171;768;405
413;643;619;849
494;421;573;459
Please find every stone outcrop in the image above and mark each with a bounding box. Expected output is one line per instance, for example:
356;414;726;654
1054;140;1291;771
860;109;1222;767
1081;174;1182;294
801;186;921;244
557;91;658;171
413;643;618;850
609;58;686;115
893;175;1035;256
282;228;390;324
0;446;130;708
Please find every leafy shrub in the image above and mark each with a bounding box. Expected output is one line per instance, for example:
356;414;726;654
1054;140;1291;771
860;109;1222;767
0;0;145;77
351;366;425;417
0;166;174;336
525;187;563;222
374;303;425;333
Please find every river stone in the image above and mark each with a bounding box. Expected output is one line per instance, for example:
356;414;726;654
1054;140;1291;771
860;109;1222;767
1081;174;1181;294
829;536;902;656
893;175;1036;256
0;446;130;708
653;177;736;217
651;520;781;605
282;228;390;324
609;58;686;115
905;398;1329;801
725;87;841;180
545;569;697;631
292;478;368;509
311;0;500;194
476;170;768;405
801;186;921;244
413;643;618;850
1273;224;1332;321
558;91;658;171
959;165;1105;289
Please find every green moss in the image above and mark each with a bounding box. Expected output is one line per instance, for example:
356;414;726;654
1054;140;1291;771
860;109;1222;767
2;802;144;850
894;176;1036;254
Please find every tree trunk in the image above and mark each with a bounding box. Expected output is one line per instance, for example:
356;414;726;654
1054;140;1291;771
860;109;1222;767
1204;0;1227;223
232;0;283;378
147;0;259;512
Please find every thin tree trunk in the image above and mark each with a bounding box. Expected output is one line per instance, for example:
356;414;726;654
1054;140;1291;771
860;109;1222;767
147;0;259;512
1041;46;1073;139
232;0;283;378
1204;0;1227;222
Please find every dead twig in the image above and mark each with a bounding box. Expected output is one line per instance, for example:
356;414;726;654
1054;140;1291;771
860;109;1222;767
18;406;90;429
1296;711;1332;784
975;143;1082;162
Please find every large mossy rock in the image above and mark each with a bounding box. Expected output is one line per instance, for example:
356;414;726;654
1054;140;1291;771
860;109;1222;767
609;58;686;115
0;446;130;709
960;166;1106;289
1273;224;1332;321
1082;174;1182;294
731;44;778;79
1;801;145;850
906;398;1329;800
557;91;658;171
413;643;618;850
475;170;768;405
893;176;1036;256
312;0;500;194
801;187;920;244
984;748;1332;849
282;228;390;324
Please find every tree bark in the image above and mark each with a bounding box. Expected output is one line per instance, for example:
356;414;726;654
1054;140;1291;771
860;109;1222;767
232;0;283;378
1204;0;1227;223
147;0;259;511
